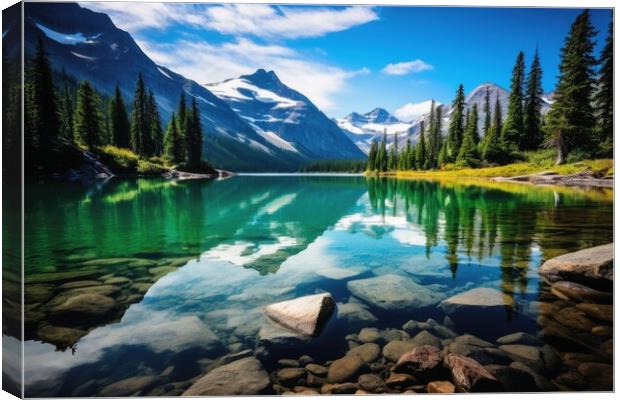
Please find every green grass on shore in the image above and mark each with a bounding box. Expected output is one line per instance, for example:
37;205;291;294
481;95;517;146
368;158;613;179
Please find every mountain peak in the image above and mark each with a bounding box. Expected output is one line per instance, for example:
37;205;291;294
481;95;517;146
242;68;281;87
364;107;400;124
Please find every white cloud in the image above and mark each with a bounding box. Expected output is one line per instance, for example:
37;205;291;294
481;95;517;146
81;3;378;39
137;38;363;110
394;100;437;122
382;59;433;76
203;4;378;39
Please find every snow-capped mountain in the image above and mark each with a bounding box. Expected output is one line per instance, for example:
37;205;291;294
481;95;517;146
23;2;317;171
205;69;365;161
336;107;428;154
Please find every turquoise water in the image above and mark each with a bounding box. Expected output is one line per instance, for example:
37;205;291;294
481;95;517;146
22;176;613;396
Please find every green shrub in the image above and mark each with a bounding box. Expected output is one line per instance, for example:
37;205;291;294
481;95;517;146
96;145;139;173
137;160;168;175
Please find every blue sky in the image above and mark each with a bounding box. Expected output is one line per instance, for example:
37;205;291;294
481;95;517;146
83;3;612;120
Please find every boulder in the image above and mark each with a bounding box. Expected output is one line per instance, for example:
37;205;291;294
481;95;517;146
427;381;455;393
394;345;443;379
264;293;335;336
347;274;444;311
440;288;514;314
382;340;413;363
577;362;613;390
498;345;544;371
337;301;378;326
444;353;502;392
50;293;116;320
37;325;87;350
539;243;613;284
347;343;381;363
550;281;612;303
576;303;613;322
182;357;270;396
358;327;382;343
496;332;542;346
552;306;597;331
410;330;442;348
327;354;367;383
305;364;328;377
257;319;311;348
357;374;386;393
445;341;494;365
454;334;493;348
276;368;306;386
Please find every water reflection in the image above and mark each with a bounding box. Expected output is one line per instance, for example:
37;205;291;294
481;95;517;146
22;176;612;396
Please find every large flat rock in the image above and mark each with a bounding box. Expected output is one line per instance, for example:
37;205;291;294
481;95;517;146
439;288;514;314
183;357;270;396
539;243;613;284
347;274;444;311
264;293;335;336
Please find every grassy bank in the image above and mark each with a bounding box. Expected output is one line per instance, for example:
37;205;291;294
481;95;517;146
368;158;613;179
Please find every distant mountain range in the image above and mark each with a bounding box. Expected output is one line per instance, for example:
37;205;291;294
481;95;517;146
23;2;554;170
338;83;553;154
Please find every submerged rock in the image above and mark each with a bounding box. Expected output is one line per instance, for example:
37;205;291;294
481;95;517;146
99;376;157;396
50;293;116;321
183;357;270;396
539;243;613;284
327;354;367;383
347;274;444;311
496;332;542;346
427;381;455;393
383;340;413;363
550;281;612;303
347;343;381;363
358;327;382;343
37;325;87;349
576;303;613;322
264;293;335;336
445;353;502;392
336;301;378;326
440;288;514;314
394;345;443;379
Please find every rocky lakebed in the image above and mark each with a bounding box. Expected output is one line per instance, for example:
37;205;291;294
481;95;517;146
17;242;613;396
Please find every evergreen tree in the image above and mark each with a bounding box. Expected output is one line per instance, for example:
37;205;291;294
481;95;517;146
73;81;104;149
130;73;150;156
403;139;412;170
483;87;491;138
387;132;398;170
109;83;130;149
483;94;508;164
148;90;163;156
446;84;466;162
437;141;448;166
367;139;378;171
27;37;61;156
164;113;184;164
457;104;481;167
546;10;598;162
416;121;427;170
408;138;417;170
186;96;204;166
177;93;188;160
377;130;387;172
523;49;544;150
594;21;613;150
58;84;74;142
502;51;526;149
431;105;444;168
426;100;437;169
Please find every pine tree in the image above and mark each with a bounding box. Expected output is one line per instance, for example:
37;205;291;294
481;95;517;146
367;139;378;171
164;113;184;164
379;131;388;172
594;21;613;151
546;10;598;162
27;37;61;158
186;97;204;166
483;94;507;164
446;84;466;162
437;141;448;166
523;49;544;150
457;104;481;167
58;84;74;142
403;139;412;170
73;81;104;149
483;87;491;138
387;132;398;170
416;121;427;170
130;73;150;156
502;51;526;149
431;105;444;168
109;83;130;149
426;100;437;169
148;90;163;156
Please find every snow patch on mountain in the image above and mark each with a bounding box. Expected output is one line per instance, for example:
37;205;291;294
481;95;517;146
36;22;97;45
208;77;301;110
